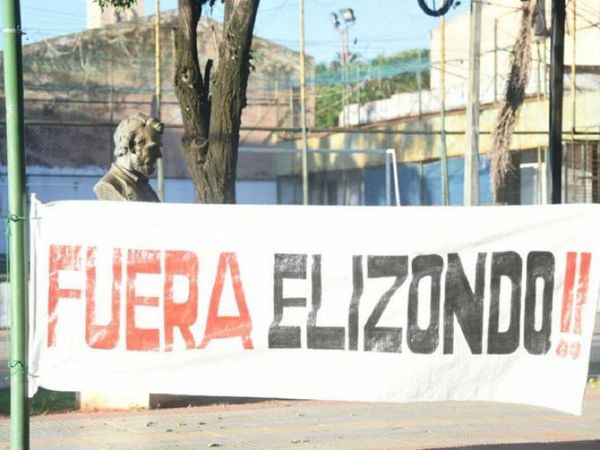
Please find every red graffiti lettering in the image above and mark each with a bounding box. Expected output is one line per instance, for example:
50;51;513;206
47;245;253;352
164;250;198;351
126;249;161;351
199;253;253;349
560;252;577;333
48;244;82;347
574;252;591;335
86;247;121;349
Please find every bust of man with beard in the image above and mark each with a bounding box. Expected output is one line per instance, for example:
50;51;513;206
94;112;164;202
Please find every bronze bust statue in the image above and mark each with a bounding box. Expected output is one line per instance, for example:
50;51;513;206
94;112;164;202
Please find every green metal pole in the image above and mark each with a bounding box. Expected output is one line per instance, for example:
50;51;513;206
2;0;30;448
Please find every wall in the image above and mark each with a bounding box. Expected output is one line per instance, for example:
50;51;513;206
309;90;600;165
0;166;282;255
87;0;145;29
429;0;600;101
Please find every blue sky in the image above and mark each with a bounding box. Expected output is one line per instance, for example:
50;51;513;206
7;0;470;62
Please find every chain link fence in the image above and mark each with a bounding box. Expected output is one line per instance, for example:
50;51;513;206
564;140;600;204
2;123;600;209
0;123;396;207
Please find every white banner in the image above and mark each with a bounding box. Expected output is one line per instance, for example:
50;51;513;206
28;200;599;414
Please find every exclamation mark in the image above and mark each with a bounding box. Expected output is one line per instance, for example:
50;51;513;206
560;252;577;333
558;252;591;360
574;252;591;335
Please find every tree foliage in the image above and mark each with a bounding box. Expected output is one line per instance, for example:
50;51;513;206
315;49;430;128
94;0;136;12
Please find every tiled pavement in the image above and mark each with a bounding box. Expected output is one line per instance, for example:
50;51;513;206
0;315;599;450
1;393;600;449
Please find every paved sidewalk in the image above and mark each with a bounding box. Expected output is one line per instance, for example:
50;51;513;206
1;390;600;449
0;314;599;449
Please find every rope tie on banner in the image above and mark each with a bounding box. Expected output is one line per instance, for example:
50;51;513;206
2;27;24;35
0;210;35;243
2;211;35;384
5;360;36;383
2;209;39;287
4;213;28;232
7;214;26;223
7;360;26;375
3;213;29;281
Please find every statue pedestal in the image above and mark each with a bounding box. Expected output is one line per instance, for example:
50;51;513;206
78;391;150;410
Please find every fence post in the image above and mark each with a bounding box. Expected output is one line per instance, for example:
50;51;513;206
385;150;391;206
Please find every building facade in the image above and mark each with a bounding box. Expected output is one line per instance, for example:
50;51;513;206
316;0;600;206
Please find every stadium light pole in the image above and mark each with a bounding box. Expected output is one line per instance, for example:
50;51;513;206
331;8;355;127
3;0;30;448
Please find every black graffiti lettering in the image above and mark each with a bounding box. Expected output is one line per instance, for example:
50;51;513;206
270;250;559;356
524;251;554;354
487;252;522;354
348;255;363;351
269;254;307;349
407;254;443;354
364;255;407;352
307;255;345;350
444;253;486;354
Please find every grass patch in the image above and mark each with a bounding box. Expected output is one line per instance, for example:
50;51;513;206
0;387;77;416
588;362;600;389
589;361;600;376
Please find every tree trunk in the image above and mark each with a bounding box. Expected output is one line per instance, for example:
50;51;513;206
174;0;259;204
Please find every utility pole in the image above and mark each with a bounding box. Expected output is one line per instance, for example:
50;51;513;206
570;0;577;194
109;49;115;166
356;65;361;124
341;27;348;126
440;16;449;206
275;68;280;127
536;40;542;99
2;0;30;448
299;0;309;205
417;49;423;118
289;86;295;127
464;0;481;206
331;9;355;127
549;0;565;204
464;0;482;206
154;0;164;200
493;19;498;103
543;38;548;97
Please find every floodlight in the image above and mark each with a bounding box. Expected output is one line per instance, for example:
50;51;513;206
330;12;340;29
339;8;355;24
